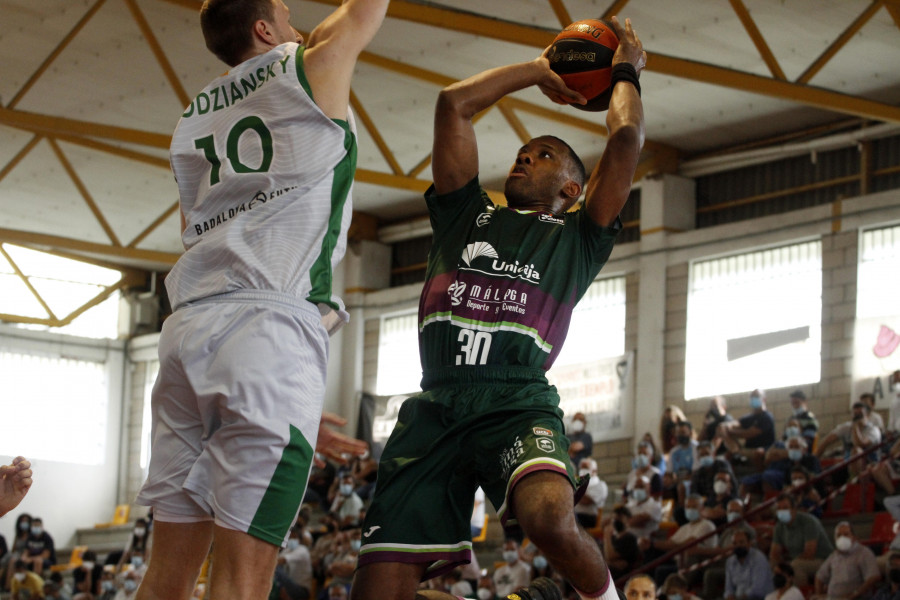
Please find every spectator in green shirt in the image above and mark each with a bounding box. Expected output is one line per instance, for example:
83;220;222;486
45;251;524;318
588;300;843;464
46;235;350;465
770;494;834;587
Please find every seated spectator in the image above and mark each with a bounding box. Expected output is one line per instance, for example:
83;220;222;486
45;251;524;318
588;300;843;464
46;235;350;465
73;550;104;596
476;573;498;600
325;582;348;600
872;552;900;600
602;506;642;582
3;513;32;589
741;435;821;496
860;393;886;433
787;390;820;450
660;573;702;600
765;563;805;600
625;476;662;539
787;466;823;518
870;436;900;496
814;521;880;600
770;494;834;586
326;529;360;590
816;402;882;480
43;578;70;600
274;526;311;600
529;550;553;581
700;396;735;455
701;499;757;600
11;558;44;599
641;432;667;476
643;494;717;586
304;454;337;510
575;458;608;529
329;473;364;529
703;471;738;527
718;389;776;466
97;568;117;600
690;441;738;499
23;516;56;576
444;568;473;598
493;539;531;598
726;528;775;600
669;421;698;477
660;405;688;454
624;574;657;600
625;442;663;499
113;569;141;600
567;412;594;467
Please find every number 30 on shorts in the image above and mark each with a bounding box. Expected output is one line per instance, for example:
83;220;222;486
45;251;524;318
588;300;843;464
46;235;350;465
456;328;492;365
193;116;273;186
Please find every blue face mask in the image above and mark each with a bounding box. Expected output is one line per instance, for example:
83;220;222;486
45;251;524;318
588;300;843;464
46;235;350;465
788;449;803;462
635;454;650;468
669;594;682;600
533;555;548;570
784;426;800;438
632;488;647;502
750;395;763;409
727;511;741;523
776;509;792;523
699;456;714;468
685;508;701;522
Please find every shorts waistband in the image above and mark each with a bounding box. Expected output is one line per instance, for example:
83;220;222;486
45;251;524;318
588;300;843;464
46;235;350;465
421;365;548;389
179;289;321;319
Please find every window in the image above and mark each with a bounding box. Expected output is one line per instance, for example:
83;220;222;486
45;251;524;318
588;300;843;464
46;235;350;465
554;276;626;367
375;311;420;395
0;350;108;465
858;224;900;319
0;244;122;339
685;241;822;399
139;361;160;472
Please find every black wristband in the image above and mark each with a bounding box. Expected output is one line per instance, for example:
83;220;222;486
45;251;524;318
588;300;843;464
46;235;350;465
611;62;641;97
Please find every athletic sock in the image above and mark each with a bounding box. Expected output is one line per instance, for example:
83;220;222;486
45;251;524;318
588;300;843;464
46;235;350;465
575;568;618;600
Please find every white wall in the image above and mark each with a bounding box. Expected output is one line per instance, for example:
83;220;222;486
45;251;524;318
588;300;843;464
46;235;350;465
0;326;126;549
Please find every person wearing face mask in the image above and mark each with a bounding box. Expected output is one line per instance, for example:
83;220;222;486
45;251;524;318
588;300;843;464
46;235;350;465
23;516;56;576
859;393;886;434
718;389;776;467
10;559;44;599
567;412;594;468
744;436;822;498
702;472;737;527
113;517;152;573
769;494;833;587
575;458;608;529
625;441;663;500
816;402;882;481
73;549;104;596
668;422;699;511
725;528;774;600
661;573;701;600
530;552;553;581
625;477;662;539
787;467;823;518
813;521;880;600
493;539;532;598
114;570;142;600
690;441;738;500
274;526;312;600
871;552;900;600
765;563;804;600
603;506;641;582
477;574;500;600
645;494;717;586
699;396;734;454
786;390;820;447
660;406;688;454
700;499;757;600
329;473;364;529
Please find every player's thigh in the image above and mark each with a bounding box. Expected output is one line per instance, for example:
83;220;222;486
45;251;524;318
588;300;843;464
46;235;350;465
350;562;427;600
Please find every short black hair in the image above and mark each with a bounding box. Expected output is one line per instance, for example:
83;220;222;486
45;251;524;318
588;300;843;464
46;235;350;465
200;0;276;67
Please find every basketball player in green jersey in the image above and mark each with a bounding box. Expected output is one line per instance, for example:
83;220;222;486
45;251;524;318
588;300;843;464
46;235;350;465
351;15;646;600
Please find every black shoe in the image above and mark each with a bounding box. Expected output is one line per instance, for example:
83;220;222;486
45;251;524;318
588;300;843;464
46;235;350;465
505;576;562;600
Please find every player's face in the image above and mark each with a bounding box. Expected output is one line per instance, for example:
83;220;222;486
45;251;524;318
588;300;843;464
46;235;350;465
625;577;656;600
504;137;571;210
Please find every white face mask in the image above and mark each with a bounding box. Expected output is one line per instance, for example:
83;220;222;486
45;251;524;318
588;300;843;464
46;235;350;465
578;468;591;478
14;573;26;582
133;527;146;537
82;561;95;570
713;480;728;495
792;478;806;488
894;382;900;393
836;536;853;552
571;420;585;433
477;589;493;600
503;550;518;564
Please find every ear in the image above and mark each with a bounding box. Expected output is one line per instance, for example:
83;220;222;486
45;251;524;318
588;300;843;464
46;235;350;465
251;18;277;46
561;179;582;202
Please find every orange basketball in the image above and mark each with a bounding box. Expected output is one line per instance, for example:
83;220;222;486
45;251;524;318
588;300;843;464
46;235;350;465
548;19;619;112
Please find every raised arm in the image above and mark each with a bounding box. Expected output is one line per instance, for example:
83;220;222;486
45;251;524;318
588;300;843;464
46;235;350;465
432;50;584;195
583;17;646;227
303;0;391;120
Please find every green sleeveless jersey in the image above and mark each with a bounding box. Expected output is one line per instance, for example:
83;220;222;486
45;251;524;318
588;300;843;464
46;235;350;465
418;176;620;374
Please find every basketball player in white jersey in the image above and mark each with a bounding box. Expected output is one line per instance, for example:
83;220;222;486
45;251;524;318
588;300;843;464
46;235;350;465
134;1;389;599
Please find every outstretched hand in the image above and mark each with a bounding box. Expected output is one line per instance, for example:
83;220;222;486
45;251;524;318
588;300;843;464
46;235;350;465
609;16;647;74
535;46;588;106
315;413;368;468
0;456;33;517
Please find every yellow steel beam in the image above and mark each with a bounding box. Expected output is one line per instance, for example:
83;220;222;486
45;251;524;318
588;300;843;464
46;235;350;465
56;279;129;327
407;153;433;179
796;0;882;85
0;228;180;266
728;0;786;80
350;89;403;175
0;135;43;185
7;0;108;109
124;0;191;107
48;139;122;247
127;201;180;248
548;0;572;28
54;134;170;169
0;107;170;148
885;1;900;28
648;52;900;124
601;0;633;21
0;245;57;321
498;104;532;144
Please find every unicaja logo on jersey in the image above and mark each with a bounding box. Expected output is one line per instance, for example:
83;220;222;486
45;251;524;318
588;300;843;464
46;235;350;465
461;241;498;266
448;280;466;306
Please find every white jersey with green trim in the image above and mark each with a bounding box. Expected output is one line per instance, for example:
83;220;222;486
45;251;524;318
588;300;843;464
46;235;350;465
166;42;356;325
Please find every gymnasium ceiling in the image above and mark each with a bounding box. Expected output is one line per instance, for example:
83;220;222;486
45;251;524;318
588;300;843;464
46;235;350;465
1;0;900;281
